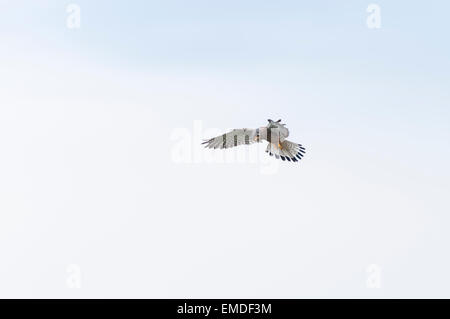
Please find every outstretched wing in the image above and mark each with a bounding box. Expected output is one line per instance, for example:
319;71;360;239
202;128;258;149
266;139;305;162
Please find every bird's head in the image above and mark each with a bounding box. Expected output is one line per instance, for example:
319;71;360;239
267;119;282;128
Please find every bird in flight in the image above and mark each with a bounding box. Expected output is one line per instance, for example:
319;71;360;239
202;119;305;162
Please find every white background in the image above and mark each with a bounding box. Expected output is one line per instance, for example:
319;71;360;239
1;1;449;298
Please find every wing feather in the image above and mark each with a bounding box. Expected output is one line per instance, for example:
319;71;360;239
202;129;257;149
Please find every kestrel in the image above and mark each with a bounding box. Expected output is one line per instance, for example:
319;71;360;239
202;119;305;162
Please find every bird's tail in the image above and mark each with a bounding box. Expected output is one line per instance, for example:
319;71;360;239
266;140;305;162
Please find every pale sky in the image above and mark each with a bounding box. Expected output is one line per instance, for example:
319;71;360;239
0;0;449;298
